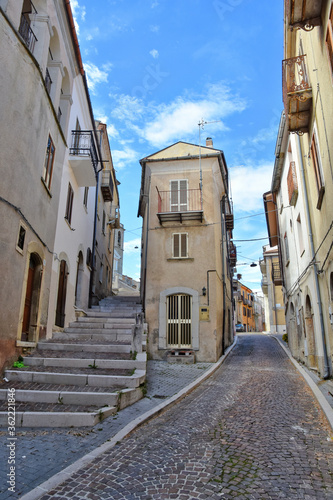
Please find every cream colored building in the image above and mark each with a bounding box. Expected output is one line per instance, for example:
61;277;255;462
260;246;286;335
263;0;333;377
138;140;235;362
0;0;119;371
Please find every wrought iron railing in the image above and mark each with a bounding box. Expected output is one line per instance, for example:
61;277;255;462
70;130;98;172
282;55;311;103
272;262;283;285
18;14;37;53
156;188;202;213
101;169;114;202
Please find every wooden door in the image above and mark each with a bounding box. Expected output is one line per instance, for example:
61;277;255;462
55;260;68;327
22;260;35;338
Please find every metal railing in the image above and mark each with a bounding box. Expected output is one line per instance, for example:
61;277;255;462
282;55;311;103
18;14;37;53
70;130;98;172
156;188;202;213
101;169;114;202
272;262;283;285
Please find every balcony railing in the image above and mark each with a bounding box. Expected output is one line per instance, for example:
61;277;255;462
156;187;203;224
101;169;114;202
272;262;283;286
229;242;237;268
68;131;98;186
282;55;312;133
18;14;37;54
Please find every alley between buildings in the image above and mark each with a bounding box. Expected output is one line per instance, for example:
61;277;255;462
37;334;333;500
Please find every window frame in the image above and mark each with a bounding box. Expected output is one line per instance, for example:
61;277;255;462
326;4;333;77
310;131;325;209
65;183;74;225
42;135;55;190
170;179;188;212
172;232;188;259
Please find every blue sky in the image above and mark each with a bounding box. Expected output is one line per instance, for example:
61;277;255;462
70;0;284;292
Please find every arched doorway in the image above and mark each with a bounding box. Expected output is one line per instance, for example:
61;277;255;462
22;253;43;341
305;295;317;369
75;252;84;308
55;260;68;327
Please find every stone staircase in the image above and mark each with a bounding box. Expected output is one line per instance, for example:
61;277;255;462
0;295;146;427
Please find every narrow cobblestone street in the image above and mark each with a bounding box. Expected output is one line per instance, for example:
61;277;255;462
39;333;333;500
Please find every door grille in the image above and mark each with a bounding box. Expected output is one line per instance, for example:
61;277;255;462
167;294;192;347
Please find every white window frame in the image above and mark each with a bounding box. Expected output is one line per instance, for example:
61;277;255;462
172;233;188;259
170;179;188;212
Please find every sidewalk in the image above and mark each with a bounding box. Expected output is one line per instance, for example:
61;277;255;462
0;347;234;500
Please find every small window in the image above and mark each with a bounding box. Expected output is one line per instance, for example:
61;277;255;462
284;232;290;264
296;213;305;256
310;133;325;209
83;187;89;209
65;183;74;225
118;231;121;247
173;233;188;258
43;135;55;190
99;262;103;283
17;225;26;251
102;210;106;235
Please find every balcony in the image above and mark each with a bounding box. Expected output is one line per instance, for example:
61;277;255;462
272;262;283;286
286;0;323;31
156;187;203;224
282;55;312;134
69;131;98;187
229;242;237;268
101;170;114;202
225;213;234;231
18;8;37;54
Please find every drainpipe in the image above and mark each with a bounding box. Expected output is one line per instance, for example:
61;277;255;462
297;136;330;378
141;178;151;313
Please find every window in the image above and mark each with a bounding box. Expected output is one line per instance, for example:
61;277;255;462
310;133;325;209
83;187;89;209
17;225;26;251
102;210;106;235
99;262;103;283
42;135;55;190
170;180;188;212
326;4;333;76
243;306;246;316
173;233;188;258
284;233;290;264
296;213;305;256
287;161;298;206
65;183;74;225
118;231;121;247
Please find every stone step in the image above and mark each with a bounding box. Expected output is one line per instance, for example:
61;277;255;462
74;317;135;325
86;311;137;318
37;342;132;353
52;332;132;342
23;353;146;370
5;369;146;388
64;327;132;334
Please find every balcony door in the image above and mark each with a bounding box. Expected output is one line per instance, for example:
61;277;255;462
170;180;187;212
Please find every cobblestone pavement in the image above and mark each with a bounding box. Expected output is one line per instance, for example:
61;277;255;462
33;333;333;500
0;361;212;499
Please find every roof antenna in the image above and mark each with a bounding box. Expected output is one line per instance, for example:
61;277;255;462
198;119;221;209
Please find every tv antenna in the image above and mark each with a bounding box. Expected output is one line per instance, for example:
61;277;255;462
198;119;221;208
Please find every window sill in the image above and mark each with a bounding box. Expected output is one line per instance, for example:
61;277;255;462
286;259;290;267
16;246;24;256
64;217;74;231
41;177;52;198
167;257;194;262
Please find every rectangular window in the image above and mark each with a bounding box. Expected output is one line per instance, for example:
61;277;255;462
83;187;89;208
173;233;188;258
102;210;106;235
17;225;26;251
326;5;333;76
43;135;55;190
287;161;298;206
170;180;188;212
284;232;290;264
65;183;74;225
310;133;325;209
296;213;305;256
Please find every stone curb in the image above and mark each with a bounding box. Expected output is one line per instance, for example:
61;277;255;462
19;337;238;500
271;335;333;433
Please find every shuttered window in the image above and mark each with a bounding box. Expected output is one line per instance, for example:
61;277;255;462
173;233;188;258
170;180;188;212
65;183;74;225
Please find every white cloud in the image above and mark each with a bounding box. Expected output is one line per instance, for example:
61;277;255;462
230;163;272;213
150;25;160;33
112;147;139;169
149;49;159;59
141;83;246;147
84;62;112;94
111;95;144;122
124;238;141;255
151;1;159;7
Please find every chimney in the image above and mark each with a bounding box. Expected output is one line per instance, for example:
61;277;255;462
206;137;213;147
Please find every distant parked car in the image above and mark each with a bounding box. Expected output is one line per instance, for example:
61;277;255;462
235;324;245;332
